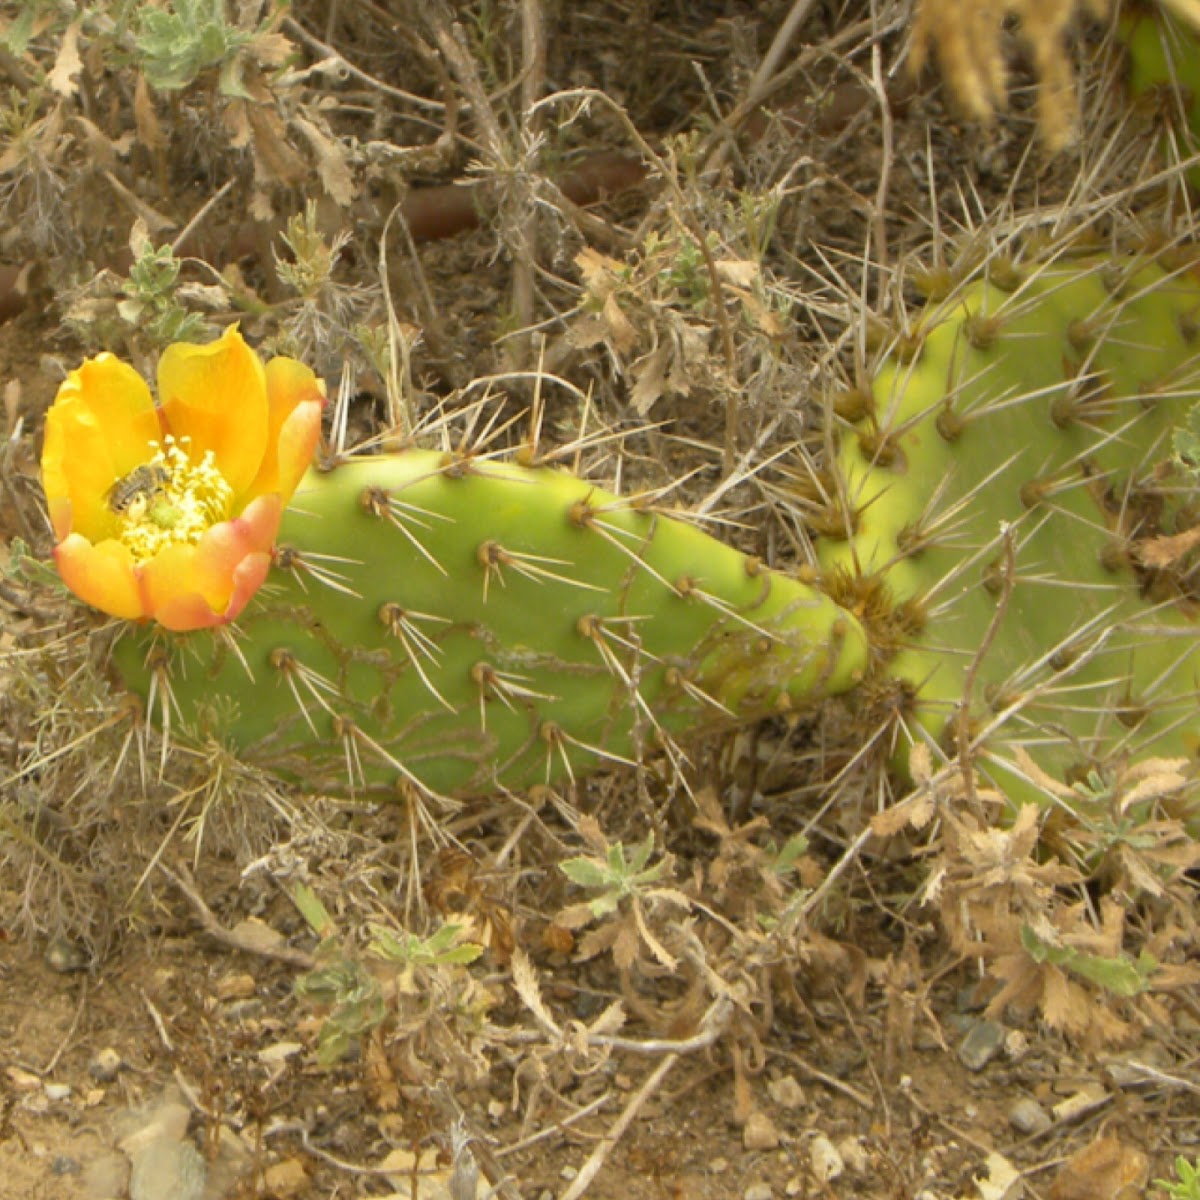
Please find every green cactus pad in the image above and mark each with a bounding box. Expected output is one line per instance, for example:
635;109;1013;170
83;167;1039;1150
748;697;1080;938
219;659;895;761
113;451;868;798
821;253;1200;805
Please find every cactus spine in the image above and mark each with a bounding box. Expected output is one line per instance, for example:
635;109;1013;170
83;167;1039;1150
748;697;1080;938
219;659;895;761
114;450;867;797
819;251;1200;803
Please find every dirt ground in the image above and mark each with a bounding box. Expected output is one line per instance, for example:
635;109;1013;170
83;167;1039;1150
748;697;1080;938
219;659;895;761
1;1;1199;1198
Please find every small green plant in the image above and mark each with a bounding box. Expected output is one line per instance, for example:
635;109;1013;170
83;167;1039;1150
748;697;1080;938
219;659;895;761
556;828;692;970
766;832;809;878
1156;1157;1200;1200
368;921;483;977
290;882;484;1066
118;227;210;347
135;0;257;93
4;538;64;590
290;882;386;1065
559;832;672;917
1019;925;1158;998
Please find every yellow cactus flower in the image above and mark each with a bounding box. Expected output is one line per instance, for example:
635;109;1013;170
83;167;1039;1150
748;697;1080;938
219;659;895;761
41;326;324;631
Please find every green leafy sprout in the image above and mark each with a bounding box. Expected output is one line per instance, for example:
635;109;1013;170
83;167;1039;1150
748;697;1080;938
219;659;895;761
1019;925;1158;998
135;0;283;96
559;833;670;919
1156;1157;1200;1200
290;882;482;1066
117;231;209;346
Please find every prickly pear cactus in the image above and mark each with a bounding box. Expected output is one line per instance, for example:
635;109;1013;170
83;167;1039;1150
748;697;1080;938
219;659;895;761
819;251;1200;803
114;451;868;797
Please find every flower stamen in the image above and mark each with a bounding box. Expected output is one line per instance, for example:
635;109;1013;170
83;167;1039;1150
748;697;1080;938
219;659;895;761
116;436;234;563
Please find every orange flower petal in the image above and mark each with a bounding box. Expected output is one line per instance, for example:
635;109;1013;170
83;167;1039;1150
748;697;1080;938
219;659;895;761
254;357;325;501
149;552;271;631
53;535;146;621
137;494;282;630
158;326;269;497
41;356;162;543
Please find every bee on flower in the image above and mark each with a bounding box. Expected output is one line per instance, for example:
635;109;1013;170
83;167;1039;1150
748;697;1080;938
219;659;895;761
40;326;324;631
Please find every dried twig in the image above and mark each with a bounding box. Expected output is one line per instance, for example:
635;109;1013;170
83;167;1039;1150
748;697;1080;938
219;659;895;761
557;1053;679;1200
159;862;317;971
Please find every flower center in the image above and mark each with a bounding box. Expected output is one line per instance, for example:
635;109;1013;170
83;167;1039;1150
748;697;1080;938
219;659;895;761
114;436;234;563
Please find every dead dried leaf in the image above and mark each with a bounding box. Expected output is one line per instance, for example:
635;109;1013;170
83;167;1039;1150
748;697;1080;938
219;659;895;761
1134;524;1200;568
602;291;637;354
293;114;354;207
48;21;83;97
134;75;166;152
511;947;560;1036
568;313;608;350
365;1029;400;1111
1047;1133;1148;1200
248;29;294;67
871;789;935;836
714;259;760;287
611;920;640;971
632;902;677;971
576;813;608;856
247;104;307;186
630;340;670;416
1040;963;1087;1033
573;921;619;963
1011;746;1075;799
575;246;624;295
223;98;253;150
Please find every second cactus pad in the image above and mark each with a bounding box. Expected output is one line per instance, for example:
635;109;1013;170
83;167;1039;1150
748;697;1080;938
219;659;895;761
821;252;1200;802
115;450;867;797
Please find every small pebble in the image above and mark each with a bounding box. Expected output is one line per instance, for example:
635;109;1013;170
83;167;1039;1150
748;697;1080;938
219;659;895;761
744;1184;773;1200
766;1075;805;1110
51;1155;81;1176
257;1042;304;1067
560;1165;578;1182
44;936;89;973
708;1157;729;1174
743;1110;780;1151
1008;1097;1052;1135
90;1047;123;1082
44;1083;72;1101
809;1133;844;1183
1003;1029;1030;1062
215;972;257;1002
837;1135;870;1174
6;1067;40;1091
129;1139;206;1200
1051;1082;1107;1123
261;1157;309;1197
957;1019;1006;1072
784;1176;802;1197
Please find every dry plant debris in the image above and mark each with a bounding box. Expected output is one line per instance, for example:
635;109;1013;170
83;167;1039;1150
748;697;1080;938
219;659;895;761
910;0;1113;148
